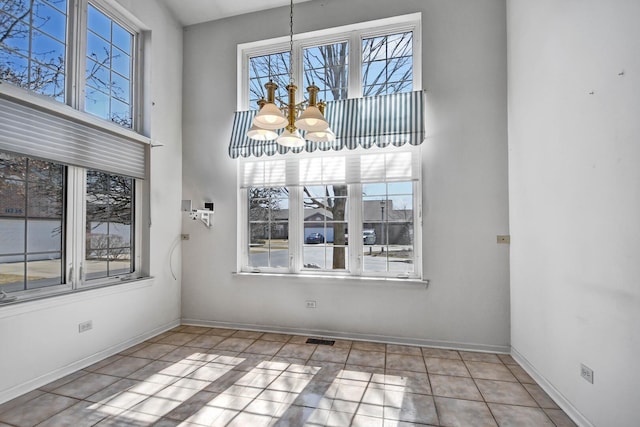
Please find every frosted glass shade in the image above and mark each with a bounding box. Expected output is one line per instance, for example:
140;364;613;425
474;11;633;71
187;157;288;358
277;129;305;147
305;127;336;142
247;124;278;141
253;102;287;130
295;106;329;132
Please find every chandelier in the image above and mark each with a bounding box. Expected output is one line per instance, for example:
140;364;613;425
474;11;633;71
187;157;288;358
247;0;335;147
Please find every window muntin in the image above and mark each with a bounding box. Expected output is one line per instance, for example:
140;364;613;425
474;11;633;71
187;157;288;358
362;181;414;274
303;41;348;102
85;3;133;128
85;170;133;280
248;51;290;110
0;0;68;101
0;153;65;293
362;31;413;96
248;187;289;269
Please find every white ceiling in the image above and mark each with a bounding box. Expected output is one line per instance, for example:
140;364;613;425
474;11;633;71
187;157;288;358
160;0;313;26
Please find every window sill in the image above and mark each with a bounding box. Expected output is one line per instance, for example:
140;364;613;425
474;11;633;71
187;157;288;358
233;271;429;287
0;276;154;319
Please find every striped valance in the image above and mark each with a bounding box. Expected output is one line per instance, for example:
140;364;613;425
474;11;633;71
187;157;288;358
228;90;424;159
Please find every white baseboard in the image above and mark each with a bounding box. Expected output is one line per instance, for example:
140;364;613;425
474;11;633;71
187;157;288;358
181;317;510;354
511;347;594;427
0;319;180;405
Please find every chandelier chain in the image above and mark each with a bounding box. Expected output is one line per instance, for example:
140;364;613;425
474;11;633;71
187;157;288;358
289;0;294;84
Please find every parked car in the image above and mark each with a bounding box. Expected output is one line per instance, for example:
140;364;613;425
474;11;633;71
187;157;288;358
363;229;376;245
305;232;324;244
345;229;377;245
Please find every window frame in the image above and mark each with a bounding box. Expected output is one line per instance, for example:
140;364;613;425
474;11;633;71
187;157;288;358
237;12;422;110
238;146;423;280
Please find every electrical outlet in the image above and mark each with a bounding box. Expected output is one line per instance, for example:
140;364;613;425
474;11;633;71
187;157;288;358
580;364;594;384
497;235;510;244
181;234;190;240
306;300;317;309
78;320;93;333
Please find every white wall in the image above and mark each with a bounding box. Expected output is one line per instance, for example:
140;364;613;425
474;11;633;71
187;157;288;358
181;0;510;350
508;1;640;426
0;0;183;404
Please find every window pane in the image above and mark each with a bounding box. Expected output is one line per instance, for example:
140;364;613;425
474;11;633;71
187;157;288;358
27;219;62;252
0;0;67;100
1;19;30;52
26;251;62;289
85;4;134;128
112;47;131;78
32;32;65;66
86;170;134;280
112;22;132;55
87;31;110;66
363;182;414;274
85;86;109;118
111;72;130;102
0;152;26;179
86;58;108;88
362;31;413;97
35;2;66;42
303;245;348;271
0;218;25;251
303;41;348;102
87;4;111;40
0;180;26;218
0;254;25;293
0;154;65;292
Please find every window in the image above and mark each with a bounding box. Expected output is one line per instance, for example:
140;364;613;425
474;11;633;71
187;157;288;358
0;153;66;292
0;1;145;303
239;148;421;278
236;14;422;279
1;0;140;130
239;13;421;109
0;151;141;301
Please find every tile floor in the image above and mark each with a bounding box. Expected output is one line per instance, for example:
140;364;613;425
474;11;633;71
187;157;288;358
0;326;578;427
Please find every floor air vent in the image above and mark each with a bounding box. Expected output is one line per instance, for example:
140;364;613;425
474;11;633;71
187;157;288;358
306;338;335;346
